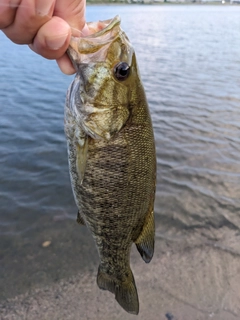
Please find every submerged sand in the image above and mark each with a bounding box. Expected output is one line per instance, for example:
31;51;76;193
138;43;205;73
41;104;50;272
1;226;240;320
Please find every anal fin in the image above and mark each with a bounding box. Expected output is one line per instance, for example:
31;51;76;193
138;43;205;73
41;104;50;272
135;209;155;263
76;210;85;225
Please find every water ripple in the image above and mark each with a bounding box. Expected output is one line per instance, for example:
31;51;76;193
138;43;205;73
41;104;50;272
0;6;240;236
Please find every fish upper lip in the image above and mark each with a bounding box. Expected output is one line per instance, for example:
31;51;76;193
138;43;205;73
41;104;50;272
82;15;121;40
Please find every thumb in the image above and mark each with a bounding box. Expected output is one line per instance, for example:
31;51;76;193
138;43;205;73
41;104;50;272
54;0;90;74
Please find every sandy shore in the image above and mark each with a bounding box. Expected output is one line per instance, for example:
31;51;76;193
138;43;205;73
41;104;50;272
1;227;240;320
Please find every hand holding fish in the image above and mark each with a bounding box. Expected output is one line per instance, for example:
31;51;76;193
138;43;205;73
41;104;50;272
0;0;88;74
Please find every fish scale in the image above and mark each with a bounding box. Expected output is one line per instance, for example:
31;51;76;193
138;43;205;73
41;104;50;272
65;16;156;315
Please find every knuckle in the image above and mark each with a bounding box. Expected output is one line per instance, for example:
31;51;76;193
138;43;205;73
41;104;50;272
0;2;19;30
4;15;50;45
3;32;28;44
0;14;15;30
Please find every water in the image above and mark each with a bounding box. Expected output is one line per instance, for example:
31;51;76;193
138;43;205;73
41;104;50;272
1;5;240;319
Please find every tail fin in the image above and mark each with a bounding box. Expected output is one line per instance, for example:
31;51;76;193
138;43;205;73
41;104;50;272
97;266;139;315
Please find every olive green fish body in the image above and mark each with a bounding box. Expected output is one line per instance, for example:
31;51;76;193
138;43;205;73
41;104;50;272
65;16;156;315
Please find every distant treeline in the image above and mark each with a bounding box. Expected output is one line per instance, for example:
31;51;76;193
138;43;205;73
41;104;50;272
86;0;239;3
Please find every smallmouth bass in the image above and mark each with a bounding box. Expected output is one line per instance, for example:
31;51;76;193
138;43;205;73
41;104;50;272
65;16;156;315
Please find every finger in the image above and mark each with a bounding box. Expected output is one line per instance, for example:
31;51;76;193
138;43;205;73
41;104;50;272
54;0;86;37
0;0;20;29
56;53;76;75
54;0;89;74
2;0;55;44
29;16;71;60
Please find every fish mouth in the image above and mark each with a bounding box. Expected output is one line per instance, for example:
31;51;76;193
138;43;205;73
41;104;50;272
67;16;133;67
85;15;121;39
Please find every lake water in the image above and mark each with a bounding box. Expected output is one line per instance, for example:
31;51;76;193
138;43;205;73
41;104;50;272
1;4;240;320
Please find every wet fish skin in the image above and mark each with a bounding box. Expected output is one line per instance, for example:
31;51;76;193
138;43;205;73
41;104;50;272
65;16;156;315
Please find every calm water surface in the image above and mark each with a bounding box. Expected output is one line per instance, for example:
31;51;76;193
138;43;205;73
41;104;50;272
0;3;240;313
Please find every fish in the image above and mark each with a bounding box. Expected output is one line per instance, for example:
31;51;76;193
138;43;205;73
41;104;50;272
64;15;156;315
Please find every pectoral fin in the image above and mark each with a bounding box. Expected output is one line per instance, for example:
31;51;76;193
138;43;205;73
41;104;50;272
135;209;155;263
76;210;85;225
76;136;88;184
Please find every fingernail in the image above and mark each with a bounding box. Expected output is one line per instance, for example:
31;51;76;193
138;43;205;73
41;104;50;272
36;0;54;16
46;33;69;50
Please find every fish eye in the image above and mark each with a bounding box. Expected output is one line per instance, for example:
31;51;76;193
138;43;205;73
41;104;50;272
113;62;130;81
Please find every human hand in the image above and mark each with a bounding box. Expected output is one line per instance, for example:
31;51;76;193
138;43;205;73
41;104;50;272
0;0;88;74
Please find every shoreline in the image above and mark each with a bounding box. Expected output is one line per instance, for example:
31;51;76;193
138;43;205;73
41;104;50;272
1;227;240;320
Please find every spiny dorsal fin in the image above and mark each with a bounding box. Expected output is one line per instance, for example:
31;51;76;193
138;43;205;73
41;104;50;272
135;209;155;263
